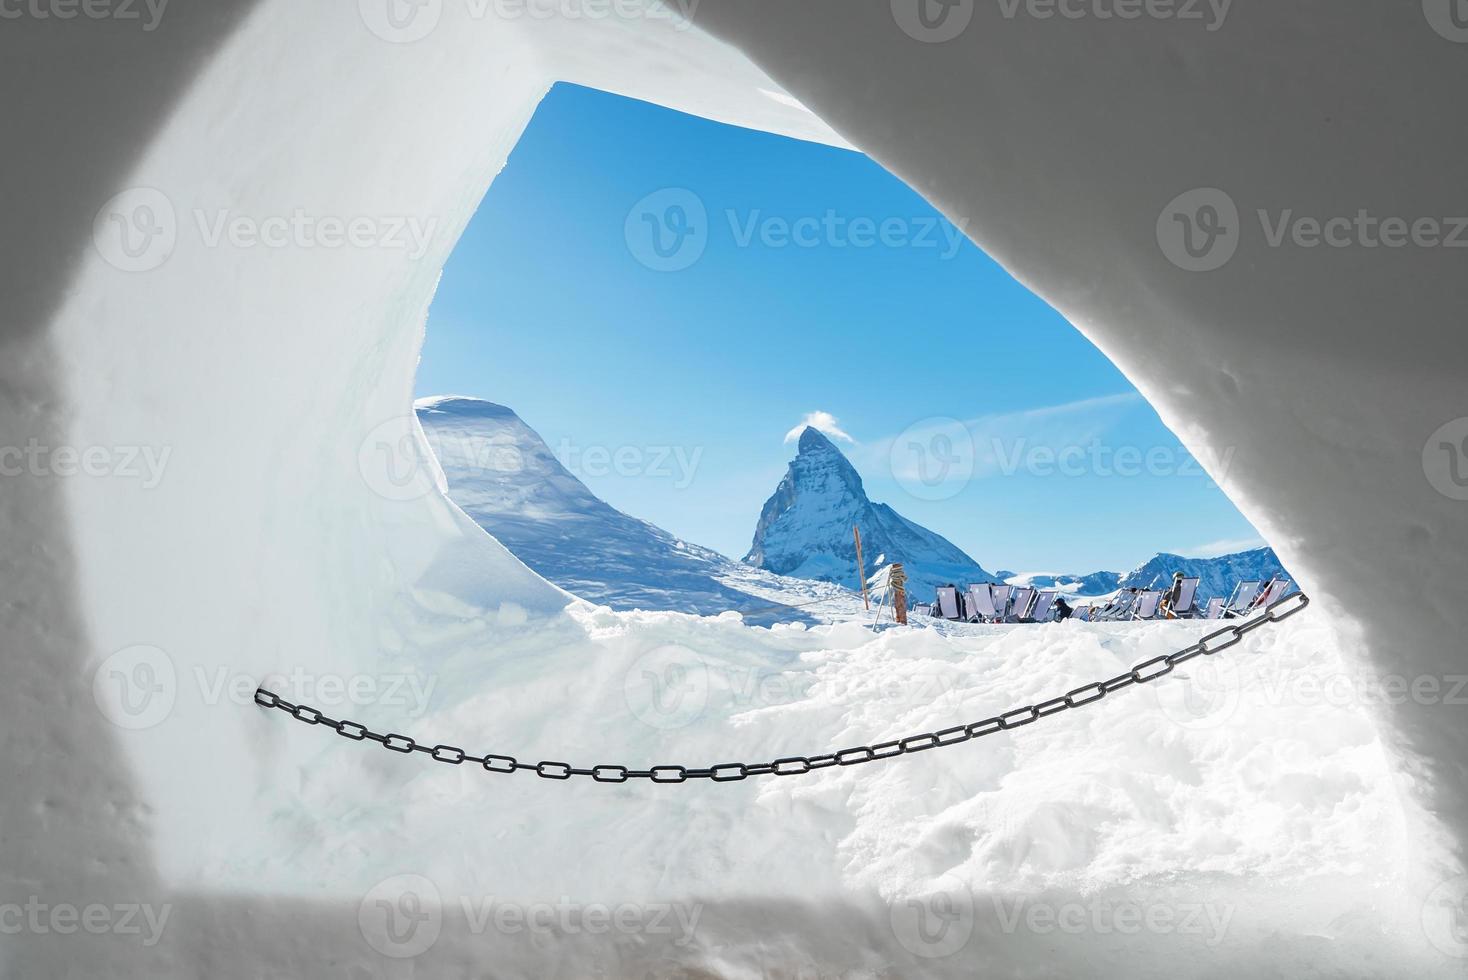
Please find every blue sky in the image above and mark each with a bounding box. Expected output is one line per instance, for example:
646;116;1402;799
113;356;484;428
417;83;1266;574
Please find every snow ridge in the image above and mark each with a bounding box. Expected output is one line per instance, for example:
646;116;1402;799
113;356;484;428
416;397;849;624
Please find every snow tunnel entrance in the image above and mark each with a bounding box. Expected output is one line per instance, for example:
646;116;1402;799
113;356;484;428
16;3;1466;973
410;82;1285;625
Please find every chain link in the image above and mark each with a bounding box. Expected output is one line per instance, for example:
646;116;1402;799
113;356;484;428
254;591;1310;784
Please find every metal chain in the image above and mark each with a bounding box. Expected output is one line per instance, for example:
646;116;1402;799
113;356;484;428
254;591;1309;784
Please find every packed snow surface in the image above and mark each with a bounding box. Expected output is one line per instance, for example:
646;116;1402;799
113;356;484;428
223;599;1432;976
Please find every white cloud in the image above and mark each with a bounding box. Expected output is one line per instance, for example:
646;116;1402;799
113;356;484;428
784;411;854;444
1181;536;1267;557
860;392;1144;481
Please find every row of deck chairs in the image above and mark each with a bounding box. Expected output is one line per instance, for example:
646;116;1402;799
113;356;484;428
932;583;1062;624
1085;576;1293;622
1201;576;1294;620
930;575;1294;624
1082;578;1198;621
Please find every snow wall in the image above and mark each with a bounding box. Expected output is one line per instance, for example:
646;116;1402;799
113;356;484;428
2;0;1466;976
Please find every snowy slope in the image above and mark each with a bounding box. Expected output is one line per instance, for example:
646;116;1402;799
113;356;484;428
417;396;854;625
745;426;992;601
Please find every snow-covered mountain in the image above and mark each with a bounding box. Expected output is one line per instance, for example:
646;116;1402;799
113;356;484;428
416;397;856;625
1117;547;1292;601
998;569;1125;597
743;426;992;601
1002;547;1292;602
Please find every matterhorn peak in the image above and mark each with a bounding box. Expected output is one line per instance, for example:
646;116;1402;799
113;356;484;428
745;430;990;600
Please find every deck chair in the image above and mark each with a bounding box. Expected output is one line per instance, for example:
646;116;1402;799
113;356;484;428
1223;580;1262;618
1133;590;1163;619
990;585;1012;621
935;586;962;621
1203;596;1225;620
1168;577;1200;618
1073;605;1092;622
1008;586;1037;622
968;583;999;622
1096;590;1134;621
1255;577;1292;610
1025;589;1059;623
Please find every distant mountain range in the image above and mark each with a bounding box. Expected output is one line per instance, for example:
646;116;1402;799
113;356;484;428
420;397;1286;618
999;547;1291;602
415;397;852;625
742;426;994;600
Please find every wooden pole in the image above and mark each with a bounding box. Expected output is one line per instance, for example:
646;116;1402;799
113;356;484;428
854;526;869;610
891;563;908;625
